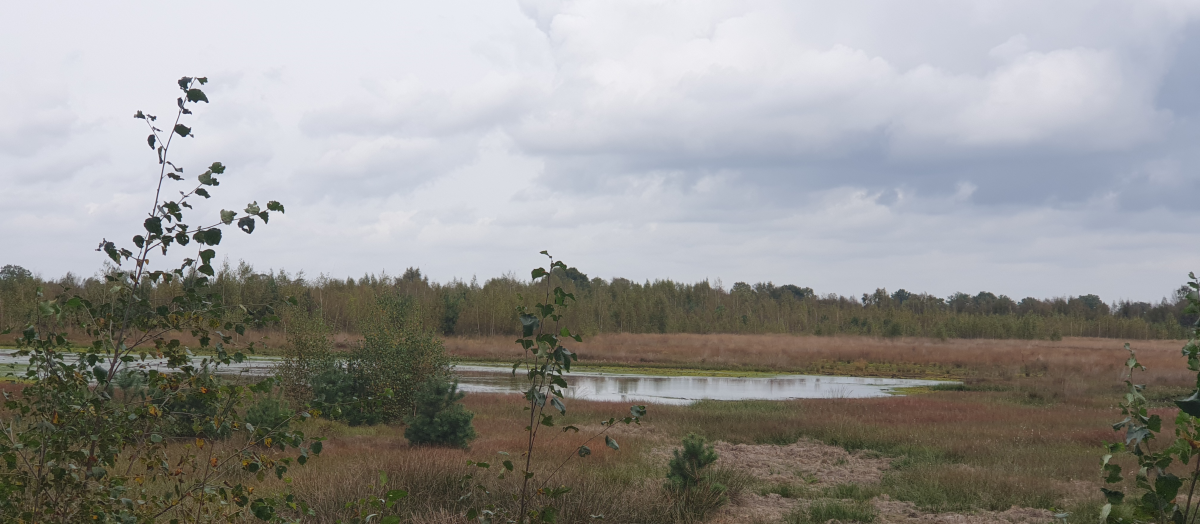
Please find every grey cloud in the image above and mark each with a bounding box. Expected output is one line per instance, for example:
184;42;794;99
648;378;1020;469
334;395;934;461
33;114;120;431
499;1;1196;213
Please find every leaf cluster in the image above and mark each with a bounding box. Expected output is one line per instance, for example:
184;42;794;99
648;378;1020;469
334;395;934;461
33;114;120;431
460;252;647;524
0;77;319;523
1100;272;1200;524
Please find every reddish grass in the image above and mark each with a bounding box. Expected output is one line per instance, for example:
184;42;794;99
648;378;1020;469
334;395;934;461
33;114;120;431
446;333;1190;382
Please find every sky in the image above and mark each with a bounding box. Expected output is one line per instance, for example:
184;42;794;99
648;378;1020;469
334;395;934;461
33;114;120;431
2;0;1199;302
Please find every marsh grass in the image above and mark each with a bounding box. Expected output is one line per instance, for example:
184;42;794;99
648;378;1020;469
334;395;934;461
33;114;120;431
652;389;1123;515
445;333;1190;382
786;499;878;524
825;483;882;501
6;333;1171;522
756;482;817;499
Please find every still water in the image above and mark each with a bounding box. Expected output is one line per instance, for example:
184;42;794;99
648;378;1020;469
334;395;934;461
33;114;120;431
0;351;952;405
454;364;950;405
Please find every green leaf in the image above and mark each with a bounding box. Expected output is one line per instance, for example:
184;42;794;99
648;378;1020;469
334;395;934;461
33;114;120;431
551;397;566;415
238;216;255;234
384;489;407;508
381;517;401;524
186;88;208;103
195;188;211;198
1176;390;1200;418
147;134;156;149
531;268;547;279
520;314;540;337
605;435;619;450
1100;488;1124;505
503;460;514;471
250;498;275;520
193;228;222;246
173;124;191;137
178;77;192;90
577;445;591;457
1156;473;1183;501
267;200;285;213
220;210;236;224
630;405;647;418
210;161;226;174
245;201;261;214
144;216;163;235
150;434;163;443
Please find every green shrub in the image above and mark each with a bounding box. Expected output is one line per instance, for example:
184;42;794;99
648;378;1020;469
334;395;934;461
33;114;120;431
245;395;292;436
277;306;336;407
311;364;383;426
404;378;476;448
154;365;233;439
667;433;719;489
353;294;451;421
666;433;729;522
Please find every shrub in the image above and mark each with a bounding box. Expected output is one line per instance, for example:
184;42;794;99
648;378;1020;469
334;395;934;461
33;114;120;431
245;395;292;436
311;364;383;426
352;294;451;422
153;364;234;439
404;378;476;448
667;433;719;489
666;433;729;522
276;306;336;407
0;77;320;523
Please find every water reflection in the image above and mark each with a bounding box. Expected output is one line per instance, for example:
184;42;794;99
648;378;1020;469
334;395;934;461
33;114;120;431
454;365;950;405
0;351;952;405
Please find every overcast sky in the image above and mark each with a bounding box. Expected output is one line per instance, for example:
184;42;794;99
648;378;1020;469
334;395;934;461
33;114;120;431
2;0;1199;302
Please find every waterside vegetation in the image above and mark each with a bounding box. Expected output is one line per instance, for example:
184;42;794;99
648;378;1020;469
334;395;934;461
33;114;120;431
2;262;1194;346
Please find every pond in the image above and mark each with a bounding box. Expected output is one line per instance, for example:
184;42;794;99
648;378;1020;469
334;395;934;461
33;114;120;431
0;351;952;405
454;364;951;405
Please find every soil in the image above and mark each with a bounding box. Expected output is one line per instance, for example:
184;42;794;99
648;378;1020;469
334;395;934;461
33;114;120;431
648;438;1056;524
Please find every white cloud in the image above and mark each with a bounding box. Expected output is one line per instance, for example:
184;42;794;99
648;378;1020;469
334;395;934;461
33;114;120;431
1;0;1199;301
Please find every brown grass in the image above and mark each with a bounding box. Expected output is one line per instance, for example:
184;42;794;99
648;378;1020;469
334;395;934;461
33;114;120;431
274;333;1194;521
447;333;1190;382
7;333;1191;522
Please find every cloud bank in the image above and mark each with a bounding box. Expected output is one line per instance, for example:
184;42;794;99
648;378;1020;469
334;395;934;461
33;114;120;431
2;0;1199;301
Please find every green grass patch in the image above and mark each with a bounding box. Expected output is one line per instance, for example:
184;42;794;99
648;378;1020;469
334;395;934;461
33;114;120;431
457;357;969;380
824;483;882;501
786;499;877;524
755;483;815;499
881;463;1062;512
930;382;1011;392
459;360;787;378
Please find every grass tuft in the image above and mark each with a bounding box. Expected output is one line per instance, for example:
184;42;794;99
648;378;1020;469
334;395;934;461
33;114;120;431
787;499;878;524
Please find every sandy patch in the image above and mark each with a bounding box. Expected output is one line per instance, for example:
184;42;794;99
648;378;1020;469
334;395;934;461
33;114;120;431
873;496;1054;524
651;439;1057;524
709;440;891;486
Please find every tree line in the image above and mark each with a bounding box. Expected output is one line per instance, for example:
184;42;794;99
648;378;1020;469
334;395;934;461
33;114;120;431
1;261;1194;342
